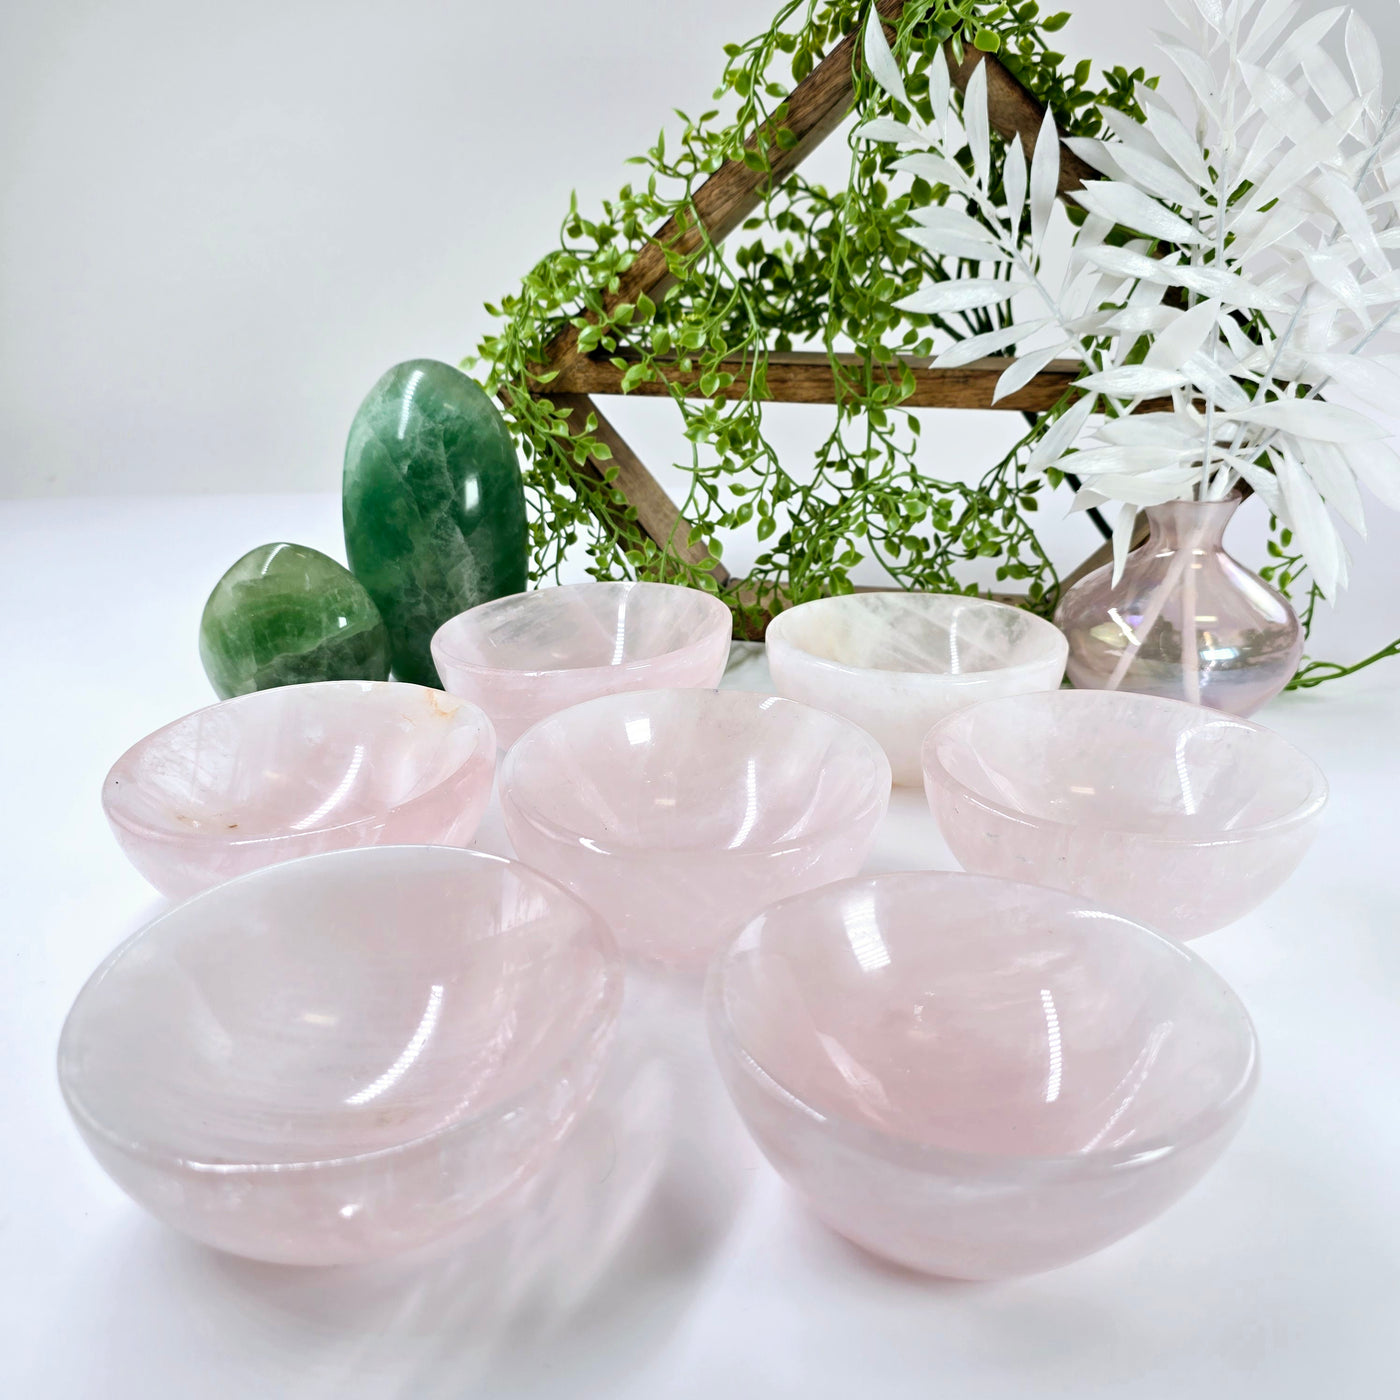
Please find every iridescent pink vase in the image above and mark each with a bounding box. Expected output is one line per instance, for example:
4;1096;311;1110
708;872;1258;1280
1055;494;1303;716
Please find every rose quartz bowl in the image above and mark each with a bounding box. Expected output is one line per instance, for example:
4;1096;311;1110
708;871;1259;1280
922;689;1328;939
103;680;495;900
58;845;623;1266
500;688;892;970
431;581;733;749
765;592;1068;785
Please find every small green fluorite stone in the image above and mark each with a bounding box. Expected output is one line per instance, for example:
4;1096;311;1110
342;359;529;687
199;543;390;700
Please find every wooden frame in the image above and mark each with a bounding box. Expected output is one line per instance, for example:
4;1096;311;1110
527;0;1144;627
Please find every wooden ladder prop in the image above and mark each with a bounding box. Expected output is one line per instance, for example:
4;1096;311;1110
528;0;1142;634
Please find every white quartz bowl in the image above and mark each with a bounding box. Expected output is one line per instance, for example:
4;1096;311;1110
58;846;623;1266
765;593;1069;784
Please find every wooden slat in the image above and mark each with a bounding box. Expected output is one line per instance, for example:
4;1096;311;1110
544;351;1179;414
549;393;731;586
542;0;908;373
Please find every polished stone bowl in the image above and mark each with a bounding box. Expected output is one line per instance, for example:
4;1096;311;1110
765;592;1068;785
500;689;892;970
922;689;1327;939
431;581;733;749
103;680;495;900
708;871;1258;1279
59;846;623;1266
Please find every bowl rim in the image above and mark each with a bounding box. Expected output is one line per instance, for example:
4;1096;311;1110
500;687;893;860
102;680;496;851
706;870;1260;1175
57;845;624;1175
921;688;1329;845
765;591;1069;686
430;580;733;680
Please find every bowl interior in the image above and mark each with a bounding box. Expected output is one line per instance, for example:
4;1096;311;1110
435;582;726;674
505;689;888;853
927;690;1324;837
771;593;1063;676
106;682;487;842
59;849;617;1165
717;874;1255;1159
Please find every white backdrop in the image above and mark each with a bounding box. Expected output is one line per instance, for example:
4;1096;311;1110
5;11;1400;1397
3;0;1399;660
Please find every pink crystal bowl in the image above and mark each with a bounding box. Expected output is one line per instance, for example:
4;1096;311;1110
922;689;1327;940
103;680;496;900
765;592;1068;785
431;581;733;749
707;871;1259;1279
58;845;623;1266
500;688;892;970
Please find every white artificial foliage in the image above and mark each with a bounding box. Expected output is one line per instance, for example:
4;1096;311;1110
858;0;1400;595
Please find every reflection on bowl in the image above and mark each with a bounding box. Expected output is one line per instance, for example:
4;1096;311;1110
432;582;733;749
922;689;1327;938
708;871;1258;1279
59;846;623;1265
765;592;1068;785
103;680;495;899
500;688;891;970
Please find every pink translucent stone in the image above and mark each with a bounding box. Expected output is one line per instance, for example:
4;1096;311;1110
766;592;1068;785
431;581;733;749
500;689;892;969
923;689;1327;939
708;871;1258;1279
103;681;495;900
58;846;623;1265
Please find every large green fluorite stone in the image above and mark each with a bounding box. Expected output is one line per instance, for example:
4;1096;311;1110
342;360;528;687
199;543;390;699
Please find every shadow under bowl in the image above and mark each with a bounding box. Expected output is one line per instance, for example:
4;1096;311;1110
765;592;1068;785
500;688;892;971
58;845;623;1266
707;871;1258;1280
102;680;496;900
922;688;1327;939
431;581;733;749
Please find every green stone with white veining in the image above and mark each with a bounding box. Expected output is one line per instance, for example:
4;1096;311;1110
199;543;390;700
342;360;528;687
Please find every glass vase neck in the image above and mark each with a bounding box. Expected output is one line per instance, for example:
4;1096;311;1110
1144;493;1242;551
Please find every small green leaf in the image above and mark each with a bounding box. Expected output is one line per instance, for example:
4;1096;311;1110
973;30;1001;52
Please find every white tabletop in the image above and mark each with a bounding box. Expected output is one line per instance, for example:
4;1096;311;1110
4;494;1399;1399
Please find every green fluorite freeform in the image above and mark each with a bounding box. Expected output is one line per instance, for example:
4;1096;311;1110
199;543;390;700
342;360;528;687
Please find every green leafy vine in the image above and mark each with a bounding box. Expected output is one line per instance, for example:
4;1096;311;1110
472;0;1395;685
471;1;1146;633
